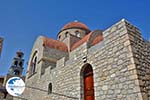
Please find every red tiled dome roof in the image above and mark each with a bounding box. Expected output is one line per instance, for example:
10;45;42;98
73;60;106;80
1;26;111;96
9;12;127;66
92;35;103;45
71;32;92;51
42;37;68;52
71;31;103;51
61;22;90;31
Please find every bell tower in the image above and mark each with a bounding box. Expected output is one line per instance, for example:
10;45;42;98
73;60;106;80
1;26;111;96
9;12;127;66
8;50;24;76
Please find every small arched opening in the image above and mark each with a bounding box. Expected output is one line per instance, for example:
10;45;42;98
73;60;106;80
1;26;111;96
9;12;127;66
18;54;22;58
48;83;52;94
75;30;80;37
14;61;18;66
65;31;69;37
19;62;23;67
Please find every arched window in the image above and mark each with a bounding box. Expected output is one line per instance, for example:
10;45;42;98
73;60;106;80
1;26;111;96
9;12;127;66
65;31;69;37
58;35;61;39
30;51;38;75
48;83;52;94
31;56;37;74
75;31;80;37
80;63;95;100
32;57;37;73
18;54;22;58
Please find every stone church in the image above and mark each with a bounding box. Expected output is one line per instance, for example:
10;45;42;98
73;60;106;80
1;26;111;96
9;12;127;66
15;19;150;100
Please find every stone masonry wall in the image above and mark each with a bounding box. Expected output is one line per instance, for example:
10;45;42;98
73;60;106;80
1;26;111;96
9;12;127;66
46;43;88;100
41;47;68;75
125;20;150;100
87;19;143;100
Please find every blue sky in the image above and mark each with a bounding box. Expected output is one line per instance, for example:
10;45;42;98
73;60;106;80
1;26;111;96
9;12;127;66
0;0;150;75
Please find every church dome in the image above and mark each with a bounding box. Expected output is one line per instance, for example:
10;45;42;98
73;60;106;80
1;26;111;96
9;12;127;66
61;21;90;31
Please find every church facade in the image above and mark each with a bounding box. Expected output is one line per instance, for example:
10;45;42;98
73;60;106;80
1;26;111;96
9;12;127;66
16;19;150;100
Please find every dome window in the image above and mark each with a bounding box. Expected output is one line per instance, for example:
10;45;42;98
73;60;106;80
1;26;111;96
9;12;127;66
58;35;61;39
65;32;69;37
75;31;80;37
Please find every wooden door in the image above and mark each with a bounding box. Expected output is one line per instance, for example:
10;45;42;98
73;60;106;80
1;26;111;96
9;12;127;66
84;66;94;100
